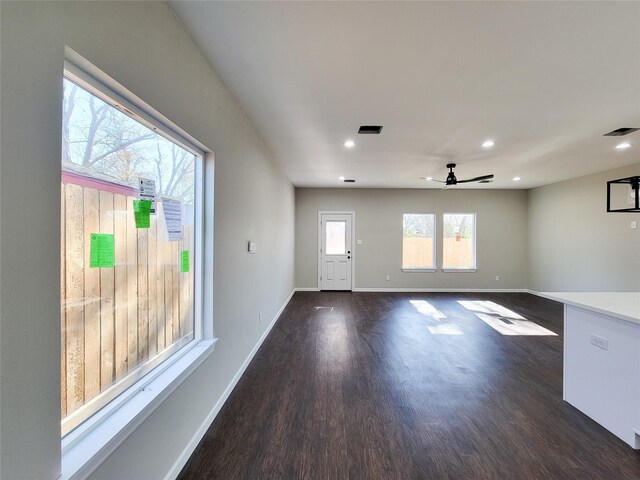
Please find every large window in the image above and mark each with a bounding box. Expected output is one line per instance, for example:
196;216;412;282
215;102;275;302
402;214;436;270
61;74;202;435
442;213;476;270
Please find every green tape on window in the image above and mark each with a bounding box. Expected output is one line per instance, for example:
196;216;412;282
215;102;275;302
133;199;152;228
89;233;115;268
180;250;189;273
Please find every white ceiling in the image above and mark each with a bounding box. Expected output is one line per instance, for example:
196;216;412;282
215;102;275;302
170;1;640;189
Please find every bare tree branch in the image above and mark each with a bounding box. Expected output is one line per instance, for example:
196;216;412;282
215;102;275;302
87;132;156;166
155;141;165;193
82;97;109;166
62;84;78;164
63;79;195;203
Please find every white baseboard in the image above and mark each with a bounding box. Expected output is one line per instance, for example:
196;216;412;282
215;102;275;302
352;287;530;293
164;289;295;480
525;289;546;297
296;287;533;293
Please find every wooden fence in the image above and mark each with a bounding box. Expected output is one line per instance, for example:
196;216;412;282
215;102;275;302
61;182;194;423
402;238;434;268
403;237;473;268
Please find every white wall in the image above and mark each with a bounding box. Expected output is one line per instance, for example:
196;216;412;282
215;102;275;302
0;2;294;479
528;163;640;292
296;188;529;290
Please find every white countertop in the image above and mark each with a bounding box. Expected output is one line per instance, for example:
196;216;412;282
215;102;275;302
539;292;640;325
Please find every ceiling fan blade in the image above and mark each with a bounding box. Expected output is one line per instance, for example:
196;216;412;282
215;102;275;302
420;177;447;183
456;174;494;184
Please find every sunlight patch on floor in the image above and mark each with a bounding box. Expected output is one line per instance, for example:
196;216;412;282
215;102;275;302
410;300;464;335
458;300;525;320
409;300;447;320
458;300;557;336
427;324;464;335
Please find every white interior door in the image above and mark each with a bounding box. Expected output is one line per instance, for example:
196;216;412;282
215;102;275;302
319;213;353;290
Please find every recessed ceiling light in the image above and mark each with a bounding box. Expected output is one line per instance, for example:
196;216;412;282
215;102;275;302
615;142;631;150
426;177;433;181
344;139;355;148
513;176;521;181
338;176;345;181
482;140;495;148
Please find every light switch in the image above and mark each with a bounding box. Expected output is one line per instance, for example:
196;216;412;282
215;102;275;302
357;239;363;245
631;221;637;229
248;242;257;254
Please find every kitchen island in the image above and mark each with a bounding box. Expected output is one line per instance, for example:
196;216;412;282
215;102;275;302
540;292;640;449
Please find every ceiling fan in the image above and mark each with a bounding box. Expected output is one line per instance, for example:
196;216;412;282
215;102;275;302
421;163;494;187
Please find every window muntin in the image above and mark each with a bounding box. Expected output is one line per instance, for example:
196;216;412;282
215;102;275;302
402;214;435;270
61;77;200;435
442;213;476;269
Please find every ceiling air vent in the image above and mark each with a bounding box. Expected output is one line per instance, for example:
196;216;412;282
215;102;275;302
358;125;383;134
604;127;640;136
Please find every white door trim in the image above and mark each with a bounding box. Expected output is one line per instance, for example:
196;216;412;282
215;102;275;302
318;211;355;291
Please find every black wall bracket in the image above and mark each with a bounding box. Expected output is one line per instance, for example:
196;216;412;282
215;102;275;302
607;176;640;213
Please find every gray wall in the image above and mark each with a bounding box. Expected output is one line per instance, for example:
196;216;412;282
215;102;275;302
1;1;638;479
0;2;294;479
528;163;640;292
296;188;529;290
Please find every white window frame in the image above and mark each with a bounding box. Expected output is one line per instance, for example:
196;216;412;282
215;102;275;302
60;50;216;480
401;213;436;272
441;212;477;272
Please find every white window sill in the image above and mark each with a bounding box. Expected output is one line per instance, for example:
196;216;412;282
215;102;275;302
441;268;477;273
402;268;437;273
60;339;217;480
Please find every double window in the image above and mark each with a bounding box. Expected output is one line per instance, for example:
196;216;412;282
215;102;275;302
402;213;476;270
61;67;204;436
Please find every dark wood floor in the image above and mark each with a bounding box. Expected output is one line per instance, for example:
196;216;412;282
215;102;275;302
178;292;640;479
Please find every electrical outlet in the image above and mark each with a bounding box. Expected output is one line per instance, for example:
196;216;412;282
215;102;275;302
495;275;500;281
591;334;608;350
357;239;363;245
385;274;390;281
632;221;637;229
